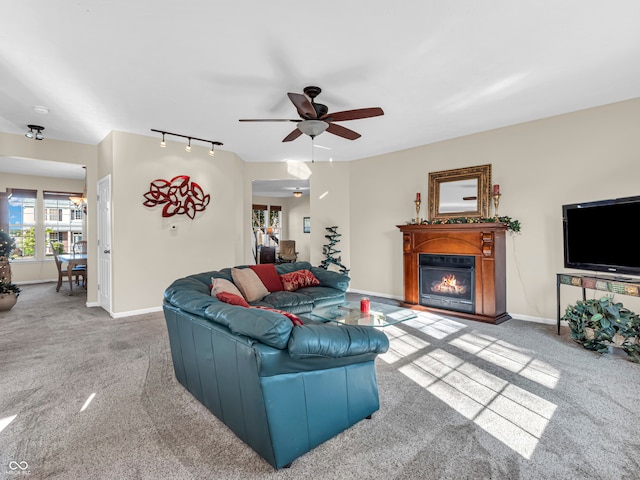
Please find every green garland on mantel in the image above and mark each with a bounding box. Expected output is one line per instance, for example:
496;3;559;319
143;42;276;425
407;216;522;233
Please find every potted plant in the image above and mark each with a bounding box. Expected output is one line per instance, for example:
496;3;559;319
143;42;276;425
0;276;21;311
0;230;16;282
562;296;640;363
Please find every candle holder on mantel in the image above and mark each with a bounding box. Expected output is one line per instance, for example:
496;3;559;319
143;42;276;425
493;194;501;218
414;200;422;224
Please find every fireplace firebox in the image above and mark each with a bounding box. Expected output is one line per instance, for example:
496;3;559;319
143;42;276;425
420;254;475;314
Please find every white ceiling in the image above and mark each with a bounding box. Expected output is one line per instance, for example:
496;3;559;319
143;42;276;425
2;1;640;173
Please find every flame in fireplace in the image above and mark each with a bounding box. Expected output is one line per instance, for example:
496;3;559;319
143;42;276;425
431;274;467;295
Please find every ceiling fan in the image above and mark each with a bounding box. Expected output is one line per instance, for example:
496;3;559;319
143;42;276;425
239;86;384;142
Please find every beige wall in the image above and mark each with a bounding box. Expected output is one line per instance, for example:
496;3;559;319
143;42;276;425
3;98;640;320
347;97;640;320
106;131;245;315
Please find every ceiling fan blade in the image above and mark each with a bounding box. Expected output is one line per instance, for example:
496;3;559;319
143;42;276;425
326;122;361;140
239;119;299;122
282;128;303;142
322;107;384;122
288;92;317;119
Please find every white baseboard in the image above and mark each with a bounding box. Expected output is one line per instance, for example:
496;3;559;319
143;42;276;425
111;305;164;319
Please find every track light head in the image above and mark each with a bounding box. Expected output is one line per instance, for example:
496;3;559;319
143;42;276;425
25;124;44;140
150;129;223;156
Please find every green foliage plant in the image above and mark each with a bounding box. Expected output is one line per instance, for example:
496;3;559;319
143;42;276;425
562;296;640;362
0;277;21;297
0;230;16;258
412;216;522;233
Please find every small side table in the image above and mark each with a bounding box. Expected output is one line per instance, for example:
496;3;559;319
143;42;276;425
556;273;640;334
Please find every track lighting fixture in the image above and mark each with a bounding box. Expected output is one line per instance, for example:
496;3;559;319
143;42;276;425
151;129;223;155
25;124;45;141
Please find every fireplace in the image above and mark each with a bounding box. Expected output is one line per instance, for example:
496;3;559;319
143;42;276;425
397;223;511;324
420;254;475;314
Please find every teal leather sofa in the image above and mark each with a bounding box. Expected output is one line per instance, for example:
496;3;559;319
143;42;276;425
163;262;389;469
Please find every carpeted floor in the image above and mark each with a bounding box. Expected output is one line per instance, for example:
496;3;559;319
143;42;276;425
0;283;638;479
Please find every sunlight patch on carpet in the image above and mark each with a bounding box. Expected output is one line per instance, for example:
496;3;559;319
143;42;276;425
401;312;466;340
80;393;96;412
399;348;557;459
379;325;430;364
0;414;17;434
450;333;560;388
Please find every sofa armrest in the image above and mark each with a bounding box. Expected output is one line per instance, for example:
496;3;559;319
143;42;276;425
288;324;389;358
310;266;350;292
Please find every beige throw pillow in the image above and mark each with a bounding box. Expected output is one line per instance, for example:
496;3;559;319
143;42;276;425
211;277;244;298
231;268;269;302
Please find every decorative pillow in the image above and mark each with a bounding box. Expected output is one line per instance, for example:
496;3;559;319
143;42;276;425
280;269;321;292
249;264;283;292
210;277;243;298
251;306;304;326
231;267;269;302
216;291;250;308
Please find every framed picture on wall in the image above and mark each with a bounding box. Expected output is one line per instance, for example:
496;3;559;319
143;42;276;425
303;217;310;233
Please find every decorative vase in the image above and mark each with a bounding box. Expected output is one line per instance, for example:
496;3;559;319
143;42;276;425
0;293;17;311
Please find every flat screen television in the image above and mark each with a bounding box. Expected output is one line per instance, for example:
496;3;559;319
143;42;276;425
562;195;640;277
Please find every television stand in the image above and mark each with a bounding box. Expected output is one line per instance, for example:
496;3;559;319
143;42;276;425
556;273;640;334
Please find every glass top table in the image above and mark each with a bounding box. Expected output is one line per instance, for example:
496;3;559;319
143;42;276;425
308;301;417;327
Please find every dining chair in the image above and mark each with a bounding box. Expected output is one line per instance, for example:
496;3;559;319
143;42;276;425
73;240;87;254
72;240;88;285
51;242;85;292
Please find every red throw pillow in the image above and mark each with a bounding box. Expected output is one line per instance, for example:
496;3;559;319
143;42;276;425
216;291;250;308
251;306;304;326
280;269;321;292
249;264;283;292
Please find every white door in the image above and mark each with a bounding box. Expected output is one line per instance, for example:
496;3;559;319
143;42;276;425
97;175;112;314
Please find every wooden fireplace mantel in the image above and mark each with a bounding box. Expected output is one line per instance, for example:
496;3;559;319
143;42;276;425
397;223;511;324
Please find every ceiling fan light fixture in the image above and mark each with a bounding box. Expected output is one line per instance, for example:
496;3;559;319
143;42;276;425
185;138;191;152
209;143;215;157
297;120;328;138
160;132;166;148
293;190;303;198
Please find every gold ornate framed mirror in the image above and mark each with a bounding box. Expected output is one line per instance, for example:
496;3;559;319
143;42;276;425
428;164;492;221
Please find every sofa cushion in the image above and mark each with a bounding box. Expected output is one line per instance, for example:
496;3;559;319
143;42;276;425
231;267;269;302
204;303;293;349
288;323;390;358
310;266;350;292
249;264;283;292
211;277;244;298
280;269;320;292
296;286;346;308
216;291;250;308
261;290;315;313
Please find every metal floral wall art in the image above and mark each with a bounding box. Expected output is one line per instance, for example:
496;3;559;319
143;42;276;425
143;175;210;219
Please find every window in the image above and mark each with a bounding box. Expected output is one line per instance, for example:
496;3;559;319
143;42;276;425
7;188;83;260
8;189;37;260
252;203;281;248
44;191;83;255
